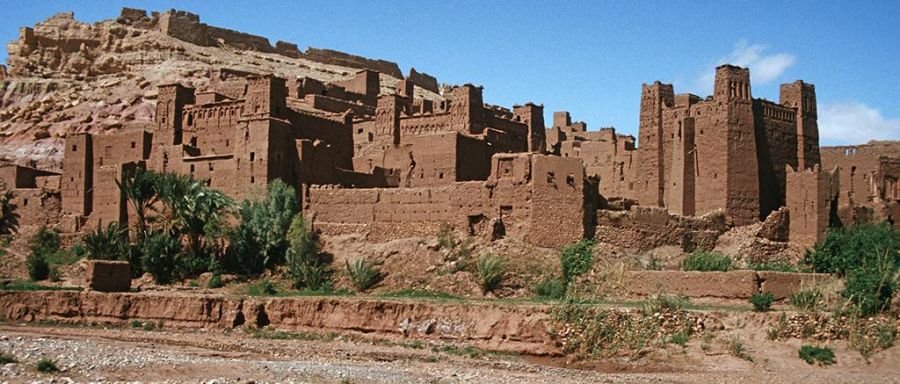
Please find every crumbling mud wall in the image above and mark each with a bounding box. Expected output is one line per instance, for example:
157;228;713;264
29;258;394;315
0;291;557;355
593;207;727;252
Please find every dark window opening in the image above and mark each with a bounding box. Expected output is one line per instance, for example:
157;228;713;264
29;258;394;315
546;171;556;184
190;164;195;173
72;145;77;152
190;137;197;147
250;152;255;161
23;199;28;206
131;141;136;149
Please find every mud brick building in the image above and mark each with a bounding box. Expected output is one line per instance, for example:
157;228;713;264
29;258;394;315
2;7;898;250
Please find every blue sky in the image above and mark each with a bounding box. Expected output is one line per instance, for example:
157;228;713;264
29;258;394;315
1;1;898;146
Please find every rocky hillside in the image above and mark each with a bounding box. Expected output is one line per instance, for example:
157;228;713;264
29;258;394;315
0;8;441;171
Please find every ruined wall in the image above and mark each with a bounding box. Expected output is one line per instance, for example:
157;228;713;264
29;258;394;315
307;154;587;248
303;48;403;79
594;207;726;252
407;67;439;93
786;165;838;249
6;188;62;230
821;141;900;212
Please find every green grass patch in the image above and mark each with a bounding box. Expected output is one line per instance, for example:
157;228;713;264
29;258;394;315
798;345;836;366
379;289;462;301
0;280;80;291
749;292;775;312
681;251;732;272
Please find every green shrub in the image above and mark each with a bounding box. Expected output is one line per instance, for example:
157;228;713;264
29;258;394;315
534;277;567;298
207;273;223;289
476;254;505;293
29;227;60;256
681;250;732;272
345;258;382;292
749;292;775;312
803;224;898;315
789;288;824;312
561;240;594;283
139;230;181;284
35;358;59;373
130;319;142;328
26;251;49;281
82;222;129;261
26;227;60;281
798;345;836;366
285;215;330;290
225;180;299;275
0;351;16;364
248;278;278;296
0;189;16;235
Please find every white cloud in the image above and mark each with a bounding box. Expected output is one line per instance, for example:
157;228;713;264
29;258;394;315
696;40;796;94
819;102;900;145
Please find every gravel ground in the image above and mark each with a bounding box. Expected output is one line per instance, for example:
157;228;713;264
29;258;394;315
0;323;897;383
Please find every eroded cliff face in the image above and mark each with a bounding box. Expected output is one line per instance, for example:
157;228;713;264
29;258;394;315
0;9;439;171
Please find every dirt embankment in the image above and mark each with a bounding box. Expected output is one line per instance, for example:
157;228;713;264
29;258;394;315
0;290;557;355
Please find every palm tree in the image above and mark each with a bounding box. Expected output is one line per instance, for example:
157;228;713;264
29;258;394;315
116;169;160;239
155;173;234;260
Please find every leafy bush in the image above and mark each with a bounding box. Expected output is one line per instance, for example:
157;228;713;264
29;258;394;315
346;258;382;292
207;273;223;289
681;250;732;272
226;180;299;274
749;292;775;312
35;358;59;373
798;345;836;366
476;254;505;293
534;277;567;298
803;224;899;315
0;189;17;235
26;251;50;281
248;278;278;296
286;215;330;290
561;240;594;283
789;288;824;312
139;230;182;284
82;222;129;261
29;226;60;256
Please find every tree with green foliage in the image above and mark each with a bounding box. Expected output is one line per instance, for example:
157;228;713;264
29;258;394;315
804;223;899;315
155;173;234;273
226;180;299;274
82;222;129;261
285;215;329;290
116;169;160;239
561;239;595;283
26;227;60;281
0;186;18;235
139;229;182;284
